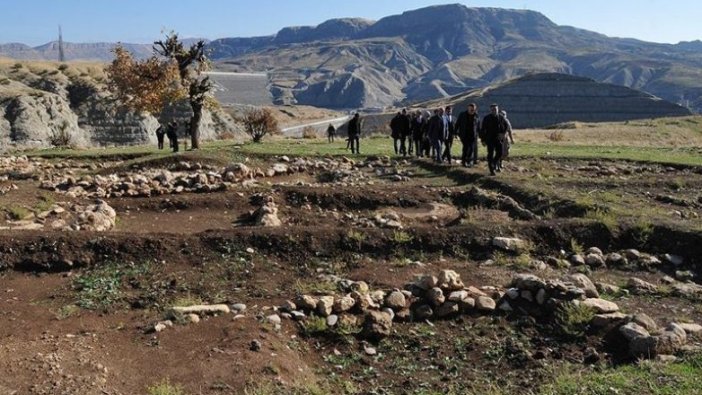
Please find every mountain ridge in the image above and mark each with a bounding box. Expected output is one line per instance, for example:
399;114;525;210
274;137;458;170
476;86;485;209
1;4;701;112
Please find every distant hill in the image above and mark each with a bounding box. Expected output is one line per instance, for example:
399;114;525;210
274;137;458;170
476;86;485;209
1;4;701;112
420;73;693;128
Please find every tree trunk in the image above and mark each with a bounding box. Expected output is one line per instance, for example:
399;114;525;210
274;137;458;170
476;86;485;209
190;101;203;150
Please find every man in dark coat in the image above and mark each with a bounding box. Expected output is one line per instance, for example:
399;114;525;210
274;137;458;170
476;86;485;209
441;106;456;164
155;124;166;150
411;111;425;158
390;112;402;155
327;124;336;143
427;108;444;163
481;104;509;175
455;103;481;167
347;113;362;154
166;121;179;153
498;110;515;171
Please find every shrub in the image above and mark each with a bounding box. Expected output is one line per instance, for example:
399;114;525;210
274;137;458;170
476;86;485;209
147;379;186;395
58;64;69;71
49;121;73;147
11;62;22;70
241;108;279;143
548;130;564;142
554;302;595;339
301;126;318;139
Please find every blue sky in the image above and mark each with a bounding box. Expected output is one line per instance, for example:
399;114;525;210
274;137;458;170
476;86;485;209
0;0;700;46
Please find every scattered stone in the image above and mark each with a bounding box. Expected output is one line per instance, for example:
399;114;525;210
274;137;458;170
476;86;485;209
253;196;282;227
585;253;606;267
595;282;620;295
663;254;684;266
384;291;407;310
296;295;317;311
581;298;619;314
492;237;528;252
250;340;262;352
350;281;370;294
153;320;173;333
676;323;702;334
569;274;599;298
437;270;464;291
605;253;626;266
171;304;230;316
475;296;496;312
675;270;695;282
326;314;339;327
186;314;200;324
363;345;377;356
316;296;335;317
624;249;642;260
569;254;586;266
361;311;393;340
333;296;356;313
632;313;658;333
627;278;659;294
436;301;460;318
620;322;651;341
266;314;282;325
427;287;445;307
413;304;433;320
586;247;603;256
591;312;627;328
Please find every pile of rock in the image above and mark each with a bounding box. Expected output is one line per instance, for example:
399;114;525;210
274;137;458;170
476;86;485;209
252;196;283;227
151;304;241;333
619;320;700;359
499;273;618;317
565;247;684;271
279;270;500;340
0;199;117;232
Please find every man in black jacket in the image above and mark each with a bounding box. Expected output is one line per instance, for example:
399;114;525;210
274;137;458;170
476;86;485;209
455;103;480;167
481;104;508;175
347;113;362;154
441;106;456;164
427;108;444;163
411;111;425;158
399;109;411;156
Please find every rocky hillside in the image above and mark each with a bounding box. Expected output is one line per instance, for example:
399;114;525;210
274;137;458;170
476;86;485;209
0;59;238;149
210;4;702;112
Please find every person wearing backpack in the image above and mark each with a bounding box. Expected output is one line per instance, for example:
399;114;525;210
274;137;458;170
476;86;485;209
480;104;509;176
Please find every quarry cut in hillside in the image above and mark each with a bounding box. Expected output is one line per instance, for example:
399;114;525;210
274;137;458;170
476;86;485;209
359;73;692;132
0;61;239;149
443;73;692;128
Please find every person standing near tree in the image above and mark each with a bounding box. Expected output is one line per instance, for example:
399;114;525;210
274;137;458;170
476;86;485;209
166;120;179;153
155;124;166;150
481;104;509;175
347;113;362;154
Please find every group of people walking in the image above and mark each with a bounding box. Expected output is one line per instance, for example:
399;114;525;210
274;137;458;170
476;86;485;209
390;103;514;175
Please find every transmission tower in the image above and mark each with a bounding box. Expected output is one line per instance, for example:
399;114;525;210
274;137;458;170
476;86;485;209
58;25;66;62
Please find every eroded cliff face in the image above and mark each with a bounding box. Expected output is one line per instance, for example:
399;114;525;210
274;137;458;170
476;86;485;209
0;61;239;149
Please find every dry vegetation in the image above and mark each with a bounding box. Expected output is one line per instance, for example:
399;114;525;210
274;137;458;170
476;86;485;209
518;116;702;148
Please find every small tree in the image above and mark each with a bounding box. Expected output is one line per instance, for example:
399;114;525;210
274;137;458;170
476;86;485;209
242;108;279;143
107;32;213;149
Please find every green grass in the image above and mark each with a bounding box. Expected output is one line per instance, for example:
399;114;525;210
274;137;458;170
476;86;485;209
4;205;31;220
72;261;152;310
147;379;186;395
541;353;702;395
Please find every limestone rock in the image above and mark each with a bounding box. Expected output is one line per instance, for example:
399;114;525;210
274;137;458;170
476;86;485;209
581;298;619;314
171;304;230;315
361;311;393;340
475;296;496;312
492;237;527;252
384;290;407;310
569;274;599;298
437;270;464;291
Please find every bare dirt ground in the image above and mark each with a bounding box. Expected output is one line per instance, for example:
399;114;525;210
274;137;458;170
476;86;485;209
0;150;701;394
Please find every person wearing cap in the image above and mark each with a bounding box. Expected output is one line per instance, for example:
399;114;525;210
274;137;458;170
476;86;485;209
480;104;509;175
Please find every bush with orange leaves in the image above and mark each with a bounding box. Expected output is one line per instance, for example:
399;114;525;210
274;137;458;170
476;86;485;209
241;108;280;143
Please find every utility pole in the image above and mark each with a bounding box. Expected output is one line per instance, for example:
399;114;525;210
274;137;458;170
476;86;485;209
58;25;66;62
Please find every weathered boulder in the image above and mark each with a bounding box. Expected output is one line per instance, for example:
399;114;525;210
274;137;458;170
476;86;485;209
361;311;393;340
